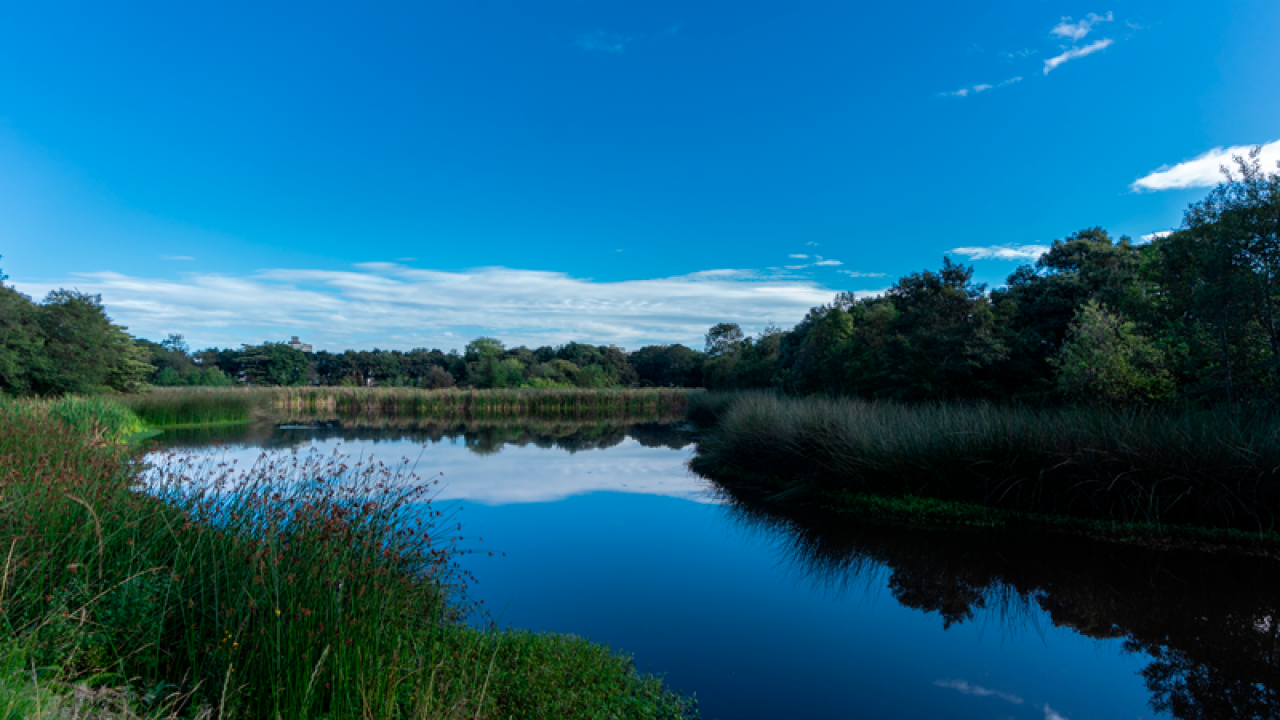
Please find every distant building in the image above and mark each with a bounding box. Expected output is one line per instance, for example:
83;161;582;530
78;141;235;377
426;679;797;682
287;336;314;353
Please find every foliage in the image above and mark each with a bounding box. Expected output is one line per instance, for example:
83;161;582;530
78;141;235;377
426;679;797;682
238;342;310;386
1051;300;1174;404
0;281;153;396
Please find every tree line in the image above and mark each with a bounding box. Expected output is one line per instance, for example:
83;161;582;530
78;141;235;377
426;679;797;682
703;150;1280;407
2;149;1275;404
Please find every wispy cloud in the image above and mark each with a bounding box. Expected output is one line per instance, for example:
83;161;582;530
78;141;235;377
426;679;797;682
840;271;887;278
1140;230;1174;242
949;244;1049;261
1131;140;1280;191
789;254;809;259
939;76;1021;98
161;255;195;261
934;679;1024;705
1043;38;1114;74
1043;704;1070;720
576;30;631;54
814;260;842;266
1050;12;1113;41
13;264;837;351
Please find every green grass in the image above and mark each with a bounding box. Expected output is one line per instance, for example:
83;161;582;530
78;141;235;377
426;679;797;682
689;392;1280;537
119;388;254;427
0;400;696;719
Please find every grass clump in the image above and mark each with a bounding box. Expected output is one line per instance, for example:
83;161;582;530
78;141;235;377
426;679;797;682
0;394;149;444
0;400;696;718
689;392;1280;536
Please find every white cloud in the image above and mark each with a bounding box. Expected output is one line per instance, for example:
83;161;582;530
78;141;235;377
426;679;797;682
840;271;887;278
949;244;1049;261
1043;38;1114;74
934;679;1023;704
161;255;195;261
814;260;843;266
939;77;1021;98
1140;230;1174;242
1131;140;1280;191
1050;12;1113;41
1043;704;1070;720
576;30;631;54
13;264;837;351
789;254;809;259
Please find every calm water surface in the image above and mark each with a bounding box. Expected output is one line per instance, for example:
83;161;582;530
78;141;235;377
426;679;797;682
157;422;1279;720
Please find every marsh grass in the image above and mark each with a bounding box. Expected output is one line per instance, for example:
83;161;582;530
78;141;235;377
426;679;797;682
0;400;696;718
267;387;696;421
689;392;1280;535
120;389;255;427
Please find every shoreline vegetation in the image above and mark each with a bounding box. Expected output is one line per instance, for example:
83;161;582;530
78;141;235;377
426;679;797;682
687;391;1280;554
118;387;696;429
0;398;697;718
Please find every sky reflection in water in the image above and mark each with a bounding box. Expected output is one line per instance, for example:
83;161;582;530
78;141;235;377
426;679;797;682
157;422;1278;720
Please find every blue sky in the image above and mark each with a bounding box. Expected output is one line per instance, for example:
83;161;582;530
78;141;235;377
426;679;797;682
4;0;1279;351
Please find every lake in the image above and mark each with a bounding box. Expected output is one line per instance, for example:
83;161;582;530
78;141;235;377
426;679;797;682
154;421;1279;720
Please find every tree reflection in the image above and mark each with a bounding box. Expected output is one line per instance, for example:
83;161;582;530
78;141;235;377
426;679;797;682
716;488;1280;719
151;420;694;457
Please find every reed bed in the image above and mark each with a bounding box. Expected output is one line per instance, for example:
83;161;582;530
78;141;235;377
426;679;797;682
119;388;255;427
0;400;696;718
688;392;1280;534
266;387;698;420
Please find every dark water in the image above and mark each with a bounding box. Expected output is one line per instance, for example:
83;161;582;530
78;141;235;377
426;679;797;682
156;422;1280;720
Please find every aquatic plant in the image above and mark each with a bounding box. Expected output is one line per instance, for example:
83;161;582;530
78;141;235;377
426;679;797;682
120;387;254;427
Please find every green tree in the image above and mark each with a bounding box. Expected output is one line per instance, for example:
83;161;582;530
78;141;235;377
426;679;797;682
704;323;745;358
0;280;45;395
1051;301;1173;405
33;290;152;394
879;257;1007;400
1145;148;1280;406
239;343;310;386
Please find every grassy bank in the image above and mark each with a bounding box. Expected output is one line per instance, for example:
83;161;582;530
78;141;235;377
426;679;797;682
0;400;696;718
688;392;1280;538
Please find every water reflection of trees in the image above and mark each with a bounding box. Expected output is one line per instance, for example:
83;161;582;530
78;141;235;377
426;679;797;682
718;490;1279;719
153;421;695;457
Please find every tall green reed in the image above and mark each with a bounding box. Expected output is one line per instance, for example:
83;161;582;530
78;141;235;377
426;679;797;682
121;388;253;427
689;393;1280;534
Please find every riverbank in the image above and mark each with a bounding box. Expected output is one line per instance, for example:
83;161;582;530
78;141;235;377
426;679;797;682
119;387;697;428
0;399;696;718
688;392;1280;550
